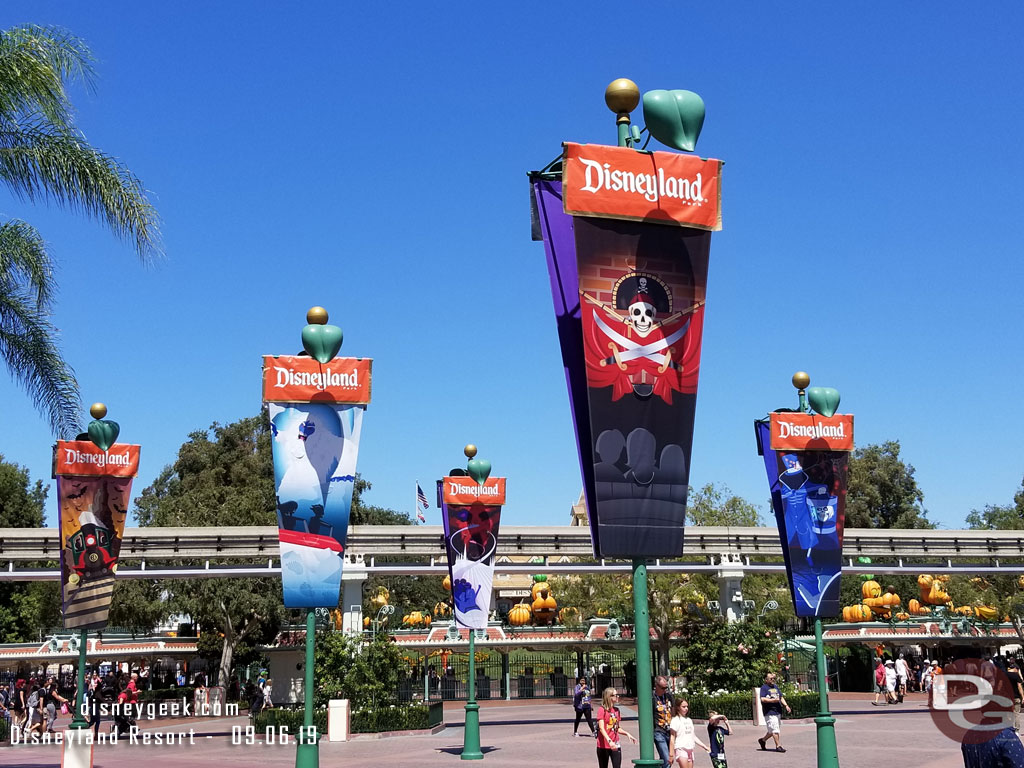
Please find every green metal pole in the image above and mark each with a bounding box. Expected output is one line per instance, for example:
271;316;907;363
814;619;840;768
295;610;319;768
69;629;89;729
631;559;661;768
462;630;483;760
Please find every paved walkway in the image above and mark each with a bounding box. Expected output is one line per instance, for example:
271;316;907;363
0;694;989;767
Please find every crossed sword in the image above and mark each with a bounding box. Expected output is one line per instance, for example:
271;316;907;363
584;294;704;373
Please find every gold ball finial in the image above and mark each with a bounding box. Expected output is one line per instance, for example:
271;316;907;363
605;78;640;114
792;371;810;390
89;402;107;419
306;306;329;325
464;444;478;459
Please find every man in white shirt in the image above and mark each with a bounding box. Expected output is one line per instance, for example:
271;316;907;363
895;654;910;703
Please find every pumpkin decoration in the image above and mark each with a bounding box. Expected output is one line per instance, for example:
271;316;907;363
895;612;911;621
558;606;581;624
908;598;931;616
975;605;999;621
403;611;428;627
443;575;451;592
862;580;882;600
918;574;952;606
508;602;532;626
371;587;390;608
434;601;452;618
531;575;557;624
363;616;371;628
842;604;872;622
953;605;975;617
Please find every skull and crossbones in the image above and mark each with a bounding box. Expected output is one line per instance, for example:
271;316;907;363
627;281;657;337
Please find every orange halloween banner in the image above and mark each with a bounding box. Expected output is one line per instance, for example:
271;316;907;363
562;143;723;230
442;477;506;506
55;441;140;477
769;413;855;453
262;355;372;404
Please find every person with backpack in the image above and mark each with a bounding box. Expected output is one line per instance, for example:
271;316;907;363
572;676;597;737
25;684;44;735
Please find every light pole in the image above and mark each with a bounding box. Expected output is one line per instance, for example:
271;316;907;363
372;604;394;641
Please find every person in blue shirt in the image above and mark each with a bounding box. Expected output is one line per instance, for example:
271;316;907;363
706;711;730;768
962;726;1024;767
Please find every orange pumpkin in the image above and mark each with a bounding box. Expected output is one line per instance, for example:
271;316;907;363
895;612;911;621
842;604;872;622
976;605;998;621
508;602;532;626
880;591;901;607
443;575;451;591
434;601;452;617
862;580;882;599
558;607;581;624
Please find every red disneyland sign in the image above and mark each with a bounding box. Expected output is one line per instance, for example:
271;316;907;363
562;142;723;230
769;413;855;453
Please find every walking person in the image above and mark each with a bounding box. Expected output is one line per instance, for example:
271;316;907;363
895;653;910;703
11;679;26;730
757;672;790;753
706;711;731;768
595;688;637;768
42;676;69;733
667;698;709;768
1006;659;1024;732
922;660;934;693
572;677;596;737
25;683;44;735
884;659;898;704
652;676;674;768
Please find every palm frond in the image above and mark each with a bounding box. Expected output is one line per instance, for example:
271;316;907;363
0;219;55;309
0;287;80;438
0;123;161;262
0;25;94;132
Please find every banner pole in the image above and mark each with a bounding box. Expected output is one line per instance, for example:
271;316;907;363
631;559;660;767
814;618;840;768
461;629;483;760
295;609;319;768
69;629;89;729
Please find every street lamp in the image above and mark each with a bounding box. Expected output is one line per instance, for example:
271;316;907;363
372;604;395;641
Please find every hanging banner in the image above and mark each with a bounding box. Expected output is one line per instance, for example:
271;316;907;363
532;172;715;558
54;440;139;630
438;478;505;629
755;416;852;617
263;355;371;608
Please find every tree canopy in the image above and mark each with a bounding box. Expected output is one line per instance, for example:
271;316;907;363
966;477;1024;530
0;25;161;436
845;441;933;529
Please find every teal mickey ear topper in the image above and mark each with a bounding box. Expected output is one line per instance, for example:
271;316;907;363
642;89;706;152
464;444;491;486
301;306;344;364
87;402;119;451
807;387;841;418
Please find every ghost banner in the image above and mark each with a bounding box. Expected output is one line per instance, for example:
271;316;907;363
531;143;721;558
438;477;506;629
263;354;371;608
755;412;854;617
55;440;139;629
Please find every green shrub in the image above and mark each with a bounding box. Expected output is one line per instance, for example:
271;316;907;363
0;716;9;743
253;703;432;735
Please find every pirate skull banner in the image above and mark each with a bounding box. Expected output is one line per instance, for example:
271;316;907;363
531;169;718;558
263;354;371;608
54;440;140;630
754;415;852;617
438;477;506;629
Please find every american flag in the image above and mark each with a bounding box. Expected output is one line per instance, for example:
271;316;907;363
416;482;429;523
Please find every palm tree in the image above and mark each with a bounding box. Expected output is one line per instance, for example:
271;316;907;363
0;25;161;437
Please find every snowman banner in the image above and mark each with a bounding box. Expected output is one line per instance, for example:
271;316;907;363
54;440;140;629
438;477;506;629
263;355;371;608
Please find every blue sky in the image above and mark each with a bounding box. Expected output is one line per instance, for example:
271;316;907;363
2;3;1022;530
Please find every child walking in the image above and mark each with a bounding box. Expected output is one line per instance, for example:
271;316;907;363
706;711;731;768
668;698;709;768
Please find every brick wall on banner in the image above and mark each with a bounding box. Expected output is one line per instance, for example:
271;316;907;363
577;253;698;307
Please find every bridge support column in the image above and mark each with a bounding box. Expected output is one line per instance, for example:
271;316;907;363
716;553;746;623
340;561;368;634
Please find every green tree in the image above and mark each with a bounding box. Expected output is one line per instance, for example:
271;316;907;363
314;631;404;710
965;477;1024;530
133;414;286;685
846;441;933;529
673;620;780;693
0;455;61;641
687;483;762;526
0;25;161;436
